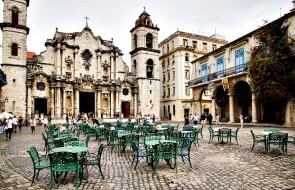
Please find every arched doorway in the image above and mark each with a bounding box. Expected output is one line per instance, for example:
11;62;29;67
200;89;212;115
234;81;251;121
215;86;229;121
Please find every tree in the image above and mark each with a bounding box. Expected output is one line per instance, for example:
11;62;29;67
250;19;295;107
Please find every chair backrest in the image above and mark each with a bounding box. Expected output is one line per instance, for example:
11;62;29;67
208;126;214;134
180;138;192;151
155;142;177;155
64;141;86;147
183;127;195;132
27;147;41;165
97;144;104;162
269;132;288;143
144;135;162;142
48;152;78;168
250;130;256;141
219;128;231;135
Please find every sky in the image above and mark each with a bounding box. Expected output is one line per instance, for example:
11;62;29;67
0;0;293;66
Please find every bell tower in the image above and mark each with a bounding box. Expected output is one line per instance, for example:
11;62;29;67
0;0;30;117
130;9;160;117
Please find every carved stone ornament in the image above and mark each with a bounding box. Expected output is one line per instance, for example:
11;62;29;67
81;49;93;68
37;82;45;91
81;74;94;82
65;55;73;65
102;60;110;68
66;91;73;98
122;88;129;96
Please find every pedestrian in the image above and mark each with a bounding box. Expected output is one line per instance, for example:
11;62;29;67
184;113;189;126
128;115;132;123
48;116;52;124
18;116;23;131
200;113;206;127
30;116;36;134
239;112;243;128
152;114;156;123
66;114;69;126
191;114;199;125
44;116;48;130
0;120;4;134
207;113;213;127
216;114;221;126
6;117;13;141
12;116;18;133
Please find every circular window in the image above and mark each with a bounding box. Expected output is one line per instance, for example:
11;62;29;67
82;49;92;62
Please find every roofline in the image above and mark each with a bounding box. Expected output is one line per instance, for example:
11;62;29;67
192;11;295;63
159;31;228;47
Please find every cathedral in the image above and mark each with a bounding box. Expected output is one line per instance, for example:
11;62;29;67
0;0;160;120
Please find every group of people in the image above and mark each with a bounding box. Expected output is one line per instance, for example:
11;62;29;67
0;116;23;141
136;114;156;124
185;113;221;127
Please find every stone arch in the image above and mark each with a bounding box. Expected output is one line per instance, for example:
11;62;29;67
232;80;251;121
215;85;229;121
146;59;154;78
146;33;153;48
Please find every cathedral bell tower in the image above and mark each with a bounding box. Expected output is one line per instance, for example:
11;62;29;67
130;9;160;118
0;0;30;117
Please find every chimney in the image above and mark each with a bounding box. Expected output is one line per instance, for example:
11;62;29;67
291;0;295;12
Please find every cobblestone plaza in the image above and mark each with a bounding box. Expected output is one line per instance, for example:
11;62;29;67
0;125;295;190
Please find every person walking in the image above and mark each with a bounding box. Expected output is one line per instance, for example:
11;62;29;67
239;112;244;128
12;116;18;133
184;113;189;126
18;116;23;132
30;116;36;134
216;114;221;127
207;113;213;127
6;117;13;141
200;113;206;127
44;116;48;130
191;114;199;125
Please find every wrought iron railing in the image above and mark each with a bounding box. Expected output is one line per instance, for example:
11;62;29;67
189;63;248;86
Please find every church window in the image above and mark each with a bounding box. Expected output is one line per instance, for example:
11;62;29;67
82;49;92;62
203;42;208;51
13;79;16;83
11;7;19;25
146;33;153;48
193;41;198;49
167;44;169;52
172;41;174;49
185;53;189;62
11;43;18;56
212;44;217;51
146;59;153;78
134;34;137;48
163;106;166;116
150;81;152;85
183;39;188;46
123;88;129;96
133;60;137;73
150;100;152;104
150;90;152;94
173;105;176;116
163;73;165;82
146;20;150;26
103;68;108;75
37;82;45;91
168;88;170;96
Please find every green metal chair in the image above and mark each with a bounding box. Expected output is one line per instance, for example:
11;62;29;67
218;128;232;143
123;134;139;153
288;136;295;145
42;133;55;154
110;131;124;153
177;138;193;168
250;130;266;151
267;132;288;155
131;142;151;169
48;152;80;190
81;144;105;179
27;147;50;185
208;126;219;143
153;142;177;174
231;127;240;144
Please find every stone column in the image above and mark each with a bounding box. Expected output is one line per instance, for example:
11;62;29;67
74;85;79;116
212;98;216;121
97;52;101;79
110;87;114;118
62;87;66;119
50;87;55;118
251;93;258;123
285;99;291;126
74;49;79;78
56;43;61;76
97;87;101;118
27;82;32;118
134;89;138;116
56;83;61;118
61;46;66;77
115;87;121;113
110;53;114;80
229;94;235;123
195;99;202;116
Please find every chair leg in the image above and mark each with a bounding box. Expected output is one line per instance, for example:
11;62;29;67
181;156;185;164
98;164;104;179
236;137;239;144
188;154;192;168
50;171;53;190
76;168;79;190
36;169;40;179
134;157;139;169
131;156;135;166
251;143;255;151
31;168;36;186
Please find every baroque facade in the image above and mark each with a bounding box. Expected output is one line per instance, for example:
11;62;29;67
189;10;295;126
1;0;161;119
159;31;227;121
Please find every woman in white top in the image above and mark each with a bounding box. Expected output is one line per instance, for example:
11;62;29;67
6;117;13;141
30;116;36;134
239;113;244;128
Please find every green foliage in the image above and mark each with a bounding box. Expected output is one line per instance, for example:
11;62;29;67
250;19;295;105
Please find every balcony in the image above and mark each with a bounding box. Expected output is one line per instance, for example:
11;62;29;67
189;63;248;86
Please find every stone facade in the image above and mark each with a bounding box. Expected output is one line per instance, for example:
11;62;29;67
1;1;161;119
159;31;227;121
189;11;295;126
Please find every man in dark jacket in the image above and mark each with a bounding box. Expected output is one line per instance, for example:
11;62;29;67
207;113;213;127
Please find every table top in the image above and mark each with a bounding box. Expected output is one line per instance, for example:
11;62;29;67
50;146;89;153
54;136;78;141
118;131;131;137
180;131;194;134
145;140;176;146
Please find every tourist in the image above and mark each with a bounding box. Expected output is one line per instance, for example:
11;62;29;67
200;113;206;127
18;116;23;131
48;116;52;124
12;116;18;133
0;120;4;134
128;115;132;123
191;114;199;125
207;113;213;127
43;116;48;130
6;117;13;141
184;113;189;126
66;114;69;125
239;112;244;128
30;116;36;134
216;114;221;126
152;114;156;123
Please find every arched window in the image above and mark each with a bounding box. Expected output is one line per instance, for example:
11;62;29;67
185;53;189;62
146;33;153;48
146;59;153;78
11;43;18;56
134;34;137;48
11;7;19;25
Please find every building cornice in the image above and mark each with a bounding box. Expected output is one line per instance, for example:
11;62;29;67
0;23;30;35
130;47;160;55
130;24;160;33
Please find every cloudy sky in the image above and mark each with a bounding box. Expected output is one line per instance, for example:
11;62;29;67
0;0;293;65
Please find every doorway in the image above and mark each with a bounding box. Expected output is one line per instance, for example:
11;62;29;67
79;92;95;114
121;102;130;118
35;98;47;116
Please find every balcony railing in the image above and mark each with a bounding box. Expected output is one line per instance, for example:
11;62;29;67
189;63;248;86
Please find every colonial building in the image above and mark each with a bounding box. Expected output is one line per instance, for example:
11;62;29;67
189;10;295;126
0;0;160;119
159;31;227;121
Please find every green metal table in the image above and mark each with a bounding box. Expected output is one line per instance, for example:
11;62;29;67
145;140;176;147
50;146;89;153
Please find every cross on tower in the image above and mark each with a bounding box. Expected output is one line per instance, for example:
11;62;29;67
84;16;90;27
143;6;146;11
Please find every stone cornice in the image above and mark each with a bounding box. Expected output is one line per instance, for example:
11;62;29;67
45;41;80;50
0;23;30;35
130;47;160;55
130;24;160;33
